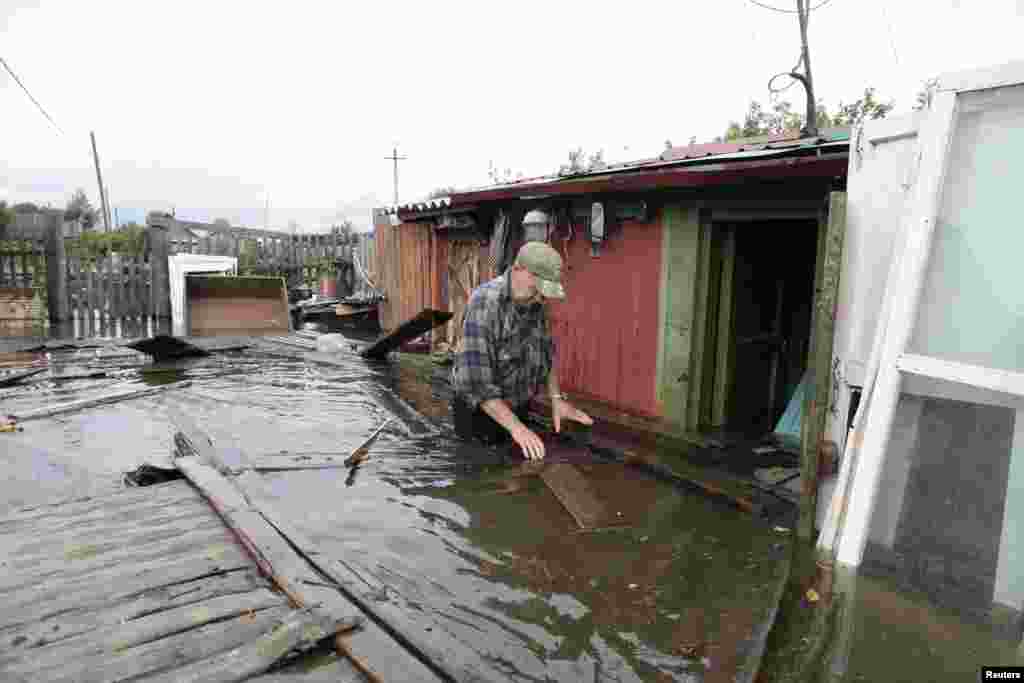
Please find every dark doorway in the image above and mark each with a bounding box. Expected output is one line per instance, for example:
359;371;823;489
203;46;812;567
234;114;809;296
724;220;818;436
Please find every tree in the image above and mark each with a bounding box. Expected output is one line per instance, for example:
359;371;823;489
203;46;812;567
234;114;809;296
558;147;608;175
0;201;13;231
12;202;40;214
213;218;231;228
914;78;939;111
427;186;457;199
331;220;355;244
718;88;893;142
487;160;522;184
64;188;99;229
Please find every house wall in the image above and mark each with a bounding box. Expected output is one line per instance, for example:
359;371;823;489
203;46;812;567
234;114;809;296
373;213;436;333
547;210;664;417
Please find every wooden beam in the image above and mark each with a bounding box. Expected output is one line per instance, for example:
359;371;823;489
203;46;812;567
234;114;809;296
798;193;846;540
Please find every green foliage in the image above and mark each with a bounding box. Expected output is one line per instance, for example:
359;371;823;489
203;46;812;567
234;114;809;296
427;186;457;199
914;78;939;111
558;147;607;175
720;88;894;141
64;188;99;229
0;201;13;230
66;223;147;263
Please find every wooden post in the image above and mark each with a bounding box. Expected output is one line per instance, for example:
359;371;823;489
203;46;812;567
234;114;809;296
147;218;171;320
798;192;847;540
45;214;69;322
110;253;120;321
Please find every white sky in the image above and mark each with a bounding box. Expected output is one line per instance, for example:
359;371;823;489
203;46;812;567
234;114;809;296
2;0;1023;231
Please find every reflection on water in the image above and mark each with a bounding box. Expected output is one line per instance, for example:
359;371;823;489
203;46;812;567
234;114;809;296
758;549;1024;682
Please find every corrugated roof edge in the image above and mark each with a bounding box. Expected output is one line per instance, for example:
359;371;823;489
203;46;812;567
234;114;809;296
381;130;850;215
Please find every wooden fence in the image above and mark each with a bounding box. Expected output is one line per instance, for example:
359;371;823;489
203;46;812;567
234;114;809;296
0;215;357;336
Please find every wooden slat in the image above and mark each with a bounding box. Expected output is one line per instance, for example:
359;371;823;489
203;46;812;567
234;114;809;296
142;606;363;683
1;551;252;628
3;493;212;556
2;569;267;655
11;380;193;423
0;481;202;531
0;589;286;676
86;262;97;325
539;462;622;530
3;515;227;581
37;605;295;683
108;255;119;320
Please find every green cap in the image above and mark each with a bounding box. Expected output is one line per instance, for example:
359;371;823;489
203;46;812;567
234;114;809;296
516;241;565;299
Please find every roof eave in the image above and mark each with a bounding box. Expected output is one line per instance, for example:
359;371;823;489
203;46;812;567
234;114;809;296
449;152;848;205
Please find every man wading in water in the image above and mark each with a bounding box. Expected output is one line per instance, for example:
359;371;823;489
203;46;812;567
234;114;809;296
451;225;593;460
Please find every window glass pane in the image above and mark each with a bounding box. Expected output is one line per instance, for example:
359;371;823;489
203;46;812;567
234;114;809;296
910;85;1024;372
861;377;1024;631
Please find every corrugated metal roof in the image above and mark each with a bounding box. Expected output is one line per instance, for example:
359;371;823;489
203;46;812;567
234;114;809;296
382;129;850;216
384;197;450;216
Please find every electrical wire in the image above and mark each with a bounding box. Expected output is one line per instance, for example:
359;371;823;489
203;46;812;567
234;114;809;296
0;56;62;134
747;0;835;13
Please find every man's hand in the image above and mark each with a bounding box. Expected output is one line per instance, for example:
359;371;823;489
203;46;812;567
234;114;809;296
510;423;546;461
552;398;594;433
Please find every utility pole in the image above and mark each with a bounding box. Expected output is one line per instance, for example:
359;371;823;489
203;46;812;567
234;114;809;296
795;0;817;137
384;146;407;207
90;131;111;232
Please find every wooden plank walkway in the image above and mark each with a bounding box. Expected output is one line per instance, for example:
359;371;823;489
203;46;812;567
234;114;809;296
0;474;418;682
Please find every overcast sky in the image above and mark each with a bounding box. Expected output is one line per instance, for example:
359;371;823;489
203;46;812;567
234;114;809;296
2;0;1023;232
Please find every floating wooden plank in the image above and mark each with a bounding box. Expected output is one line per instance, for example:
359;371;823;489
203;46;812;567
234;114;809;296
361;308;453;359
0;368;45;387
539;462;626;530
11;381;192;422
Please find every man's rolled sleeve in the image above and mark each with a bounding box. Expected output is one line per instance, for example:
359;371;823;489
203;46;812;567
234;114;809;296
454;291;503;409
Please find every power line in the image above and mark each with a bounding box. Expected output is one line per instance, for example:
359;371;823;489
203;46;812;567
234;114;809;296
748;0;835;14
0;55;62;134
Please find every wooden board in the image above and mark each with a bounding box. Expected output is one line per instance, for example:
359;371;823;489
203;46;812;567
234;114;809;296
361;308;453;359
540;462;626;530
0;367;45;387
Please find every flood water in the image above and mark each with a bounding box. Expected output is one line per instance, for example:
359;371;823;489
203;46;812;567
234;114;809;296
1;324;1021;681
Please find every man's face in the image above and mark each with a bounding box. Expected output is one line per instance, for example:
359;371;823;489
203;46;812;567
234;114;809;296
511;265;544;305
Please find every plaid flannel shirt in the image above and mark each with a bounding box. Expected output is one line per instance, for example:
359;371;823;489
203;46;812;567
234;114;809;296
451;272;555;410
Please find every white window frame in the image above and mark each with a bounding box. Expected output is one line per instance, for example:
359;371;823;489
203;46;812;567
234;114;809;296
830;60;1024;568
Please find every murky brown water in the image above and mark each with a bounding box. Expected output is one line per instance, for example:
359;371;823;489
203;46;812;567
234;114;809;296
1;325;1020;681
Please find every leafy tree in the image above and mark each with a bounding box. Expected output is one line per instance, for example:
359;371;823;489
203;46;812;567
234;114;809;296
331;220;355;244
12;202;40;214
914;78;939;111
487;160;523;184
213;217;231;228
718;88;893;141
0;201;13;231
64;188;99;229
558;147;608;175
427;186;458;199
